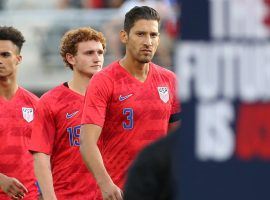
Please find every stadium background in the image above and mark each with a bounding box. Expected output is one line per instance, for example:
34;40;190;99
0;0;180;95
1;0;270;199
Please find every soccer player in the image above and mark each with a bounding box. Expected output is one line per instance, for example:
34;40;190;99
0;26;39;199
80;6;181;200
29;27;106;200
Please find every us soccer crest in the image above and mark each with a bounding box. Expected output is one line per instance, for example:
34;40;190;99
157;87;169;103
22;107;34;122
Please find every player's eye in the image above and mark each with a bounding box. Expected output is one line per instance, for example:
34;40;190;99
0;52;11;57
137;32;145;37
151;33;159;38
86;51;94;55
97;50;104;55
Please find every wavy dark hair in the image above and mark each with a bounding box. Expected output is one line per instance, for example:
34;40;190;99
0;26;25;53
124;6;161;34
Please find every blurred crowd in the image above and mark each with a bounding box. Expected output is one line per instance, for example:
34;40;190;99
0;0;124;9
0;0;181;70
0;0;179;10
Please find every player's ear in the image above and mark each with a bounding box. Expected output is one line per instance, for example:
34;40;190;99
16;55;22;65
157;34;160;46
120;30;128;44
66;53;75;66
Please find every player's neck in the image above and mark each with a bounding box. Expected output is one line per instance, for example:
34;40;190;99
68;73;91;96
0;78;19;100
119;58;150;82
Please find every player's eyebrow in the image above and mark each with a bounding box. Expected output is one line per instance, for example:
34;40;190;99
135;30;159;35
84;49;104;54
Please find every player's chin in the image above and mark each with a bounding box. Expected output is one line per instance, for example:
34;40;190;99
0;72;9;78
139;57;152;63
91;65;102;70
89;68;101;75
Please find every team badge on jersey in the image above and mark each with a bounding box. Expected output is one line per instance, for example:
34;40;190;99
22;107;34;122
158;87;169;103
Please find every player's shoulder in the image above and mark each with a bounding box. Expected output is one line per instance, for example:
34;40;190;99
40;84;66;102
151;63;176;78
92;61;120;81
19;87;39;103
99;61;119;75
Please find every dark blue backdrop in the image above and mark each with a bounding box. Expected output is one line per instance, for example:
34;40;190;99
174;0;270;199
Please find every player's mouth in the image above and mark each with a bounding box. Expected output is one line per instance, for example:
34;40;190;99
140;49;152;53
90;65;101;68
140;49;152;56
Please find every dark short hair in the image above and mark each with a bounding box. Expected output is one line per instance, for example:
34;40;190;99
124;6;161;33
60;27;106;70
0;26;25;53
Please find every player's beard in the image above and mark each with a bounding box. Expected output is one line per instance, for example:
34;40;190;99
137;53;154;63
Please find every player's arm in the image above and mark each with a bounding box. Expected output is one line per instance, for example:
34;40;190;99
80;124;123;200
33;153;57;200
168;73;181;133
0;173;28;199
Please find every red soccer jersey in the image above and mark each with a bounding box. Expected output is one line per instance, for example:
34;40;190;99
0;87;39;200
81;61;180;198
29;84;97;199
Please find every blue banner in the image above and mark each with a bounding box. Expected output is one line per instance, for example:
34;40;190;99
175;0;270;199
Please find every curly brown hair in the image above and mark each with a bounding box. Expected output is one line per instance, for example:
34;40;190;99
60;27;106;70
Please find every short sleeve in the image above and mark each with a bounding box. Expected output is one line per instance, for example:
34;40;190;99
29;98;56;155
170;73;181;123
81;73;113;127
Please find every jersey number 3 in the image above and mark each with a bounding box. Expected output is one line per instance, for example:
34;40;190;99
123;108;134;129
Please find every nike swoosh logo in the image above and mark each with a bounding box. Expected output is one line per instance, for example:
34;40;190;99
66;111;79;119
119;94;133;101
